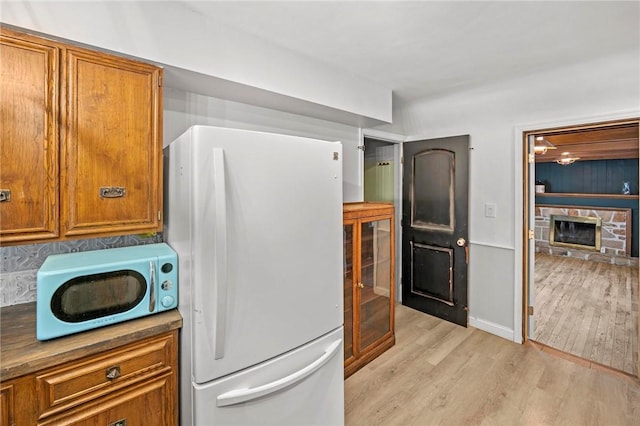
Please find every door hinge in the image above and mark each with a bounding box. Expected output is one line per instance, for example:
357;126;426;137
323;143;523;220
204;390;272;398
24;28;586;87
357;145;365;151
158;210;161;221
158;75;163;87
528;153;535;163
400;156;404;165
527;306;534;316
528;229;535;240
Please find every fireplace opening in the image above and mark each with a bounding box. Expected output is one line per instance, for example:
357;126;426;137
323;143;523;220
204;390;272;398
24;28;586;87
549;215;602;251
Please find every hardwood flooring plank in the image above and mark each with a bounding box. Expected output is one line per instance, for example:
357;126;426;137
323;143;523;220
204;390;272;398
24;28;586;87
533;253;638;376
345;304;640;426
569;303;594;357
420;322;474;365
599;269;619;366
549;271;582;352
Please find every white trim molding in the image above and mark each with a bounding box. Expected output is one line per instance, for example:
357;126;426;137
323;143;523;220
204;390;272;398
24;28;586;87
468;240;514;251
469;316;516;342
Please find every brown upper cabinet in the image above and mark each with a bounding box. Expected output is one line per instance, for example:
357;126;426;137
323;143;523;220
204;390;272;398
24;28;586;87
0;27;163;245
0;28;60;242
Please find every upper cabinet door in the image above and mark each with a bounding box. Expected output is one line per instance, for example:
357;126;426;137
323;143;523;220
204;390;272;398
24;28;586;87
61;47;163;237
0;30;59;243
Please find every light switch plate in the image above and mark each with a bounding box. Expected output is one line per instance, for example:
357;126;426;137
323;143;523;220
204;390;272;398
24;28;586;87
484;203;497;218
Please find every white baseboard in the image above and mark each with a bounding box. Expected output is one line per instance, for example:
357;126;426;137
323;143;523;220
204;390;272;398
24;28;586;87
469;316;517;342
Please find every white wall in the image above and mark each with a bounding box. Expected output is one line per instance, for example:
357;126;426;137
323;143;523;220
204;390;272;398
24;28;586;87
0;1;391;126
165;87;363;202
373;49;640;341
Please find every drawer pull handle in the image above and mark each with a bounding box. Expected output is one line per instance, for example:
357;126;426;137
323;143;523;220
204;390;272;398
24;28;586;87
0;189;10;202
109;419;127;426
106;365;121;380
100;186;126;198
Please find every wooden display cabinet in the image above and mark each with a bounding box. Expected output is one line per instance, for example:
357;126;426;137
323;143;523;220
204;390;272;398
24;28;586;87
0;26;163;245
343;202;395;378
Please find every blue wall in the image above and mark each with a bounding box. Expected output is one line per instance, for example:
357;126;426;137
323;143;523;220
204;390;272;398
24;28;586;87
536;159;638;194
536;159;639;257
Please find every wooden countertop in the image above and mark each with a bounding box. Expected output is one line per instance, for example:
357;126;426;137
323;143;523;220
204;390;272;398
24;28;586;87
0;302;182;381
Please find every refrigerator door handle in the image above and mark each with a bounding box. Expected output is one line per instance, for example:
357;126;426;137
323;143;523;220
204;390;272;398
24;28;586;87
212;147;228;360
215;338;342;407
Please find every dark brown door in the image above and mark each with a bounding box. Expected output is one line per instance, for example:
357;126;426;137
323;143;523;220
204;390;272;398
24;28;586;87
402;135;469;326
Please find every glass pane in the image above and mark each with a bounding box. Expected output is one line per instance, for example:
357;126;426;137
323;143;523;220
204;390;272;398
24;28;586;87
359;219;391;349
52;270;146;322
343;224;354;361
412;150;454;231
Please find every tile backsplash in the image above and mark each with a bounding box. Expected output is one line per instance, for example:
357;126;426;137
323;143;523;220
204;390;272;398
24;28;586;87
0;234;163;307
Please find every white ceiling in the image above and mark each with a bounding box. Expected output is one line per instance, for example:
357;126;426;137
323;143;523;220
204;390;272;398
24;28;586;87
180;1;639;106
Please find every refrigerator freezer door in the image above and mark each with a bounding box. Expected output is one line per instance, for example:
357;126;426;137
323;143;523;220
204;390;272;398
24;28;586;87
193;327;344;426
171;126;344;384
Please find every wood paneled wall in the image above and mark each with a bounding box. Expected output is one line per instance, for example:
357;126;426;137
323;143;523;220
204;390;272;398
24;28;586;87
536;159;639;195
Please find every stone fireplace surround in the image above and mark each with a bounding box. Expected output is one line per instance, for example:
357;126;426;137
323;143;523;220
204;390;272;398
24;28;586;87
535;204;638;268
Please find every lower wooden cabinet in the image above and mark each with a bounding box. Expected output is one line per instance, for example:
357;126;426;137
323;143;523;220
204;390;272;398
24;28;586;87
1;382;15;426
39;376;174;426
343;202;395;378
2;331;178;426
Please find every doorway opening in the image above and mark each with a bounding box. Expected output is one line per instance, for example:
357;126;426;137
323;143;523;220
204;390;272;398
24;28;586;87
364;137;395;203
523;118;640;377
363;136;402;302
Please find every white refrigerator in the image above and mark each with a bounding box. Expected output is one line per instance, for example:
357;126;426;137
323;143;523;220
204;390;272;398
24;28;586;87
164;125;344;426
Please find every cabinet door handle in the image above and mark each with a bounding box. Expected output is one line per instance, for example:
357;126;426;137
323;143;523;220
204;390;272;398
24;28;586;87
356;282;364;288
99;186;126;198
108;419;127;426
106;365;121;380
0;189;10;202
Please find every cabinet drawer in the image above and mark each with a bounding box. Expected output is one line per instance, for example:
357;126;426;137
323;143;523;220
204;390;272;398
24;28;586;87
36;333;174;419
38;374;174;426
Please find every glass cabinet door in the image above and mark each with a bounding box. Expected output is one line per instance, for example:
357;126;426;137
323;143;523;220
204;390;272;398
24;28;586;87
358;218;392;349
343;223;354;361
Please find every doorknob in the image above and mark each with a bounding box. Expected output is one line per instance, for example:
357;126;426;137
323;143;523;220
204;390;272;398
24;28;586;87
456;237;466;247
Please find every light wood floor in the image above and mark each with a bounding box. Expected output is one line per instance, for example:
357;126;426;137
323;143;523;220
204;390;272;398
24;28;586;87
534;253;639;376
345;304;640;426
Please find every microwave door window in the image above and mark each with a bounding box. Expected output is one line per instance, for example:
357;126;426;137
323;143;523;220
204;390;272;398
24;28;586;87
52;270;147;322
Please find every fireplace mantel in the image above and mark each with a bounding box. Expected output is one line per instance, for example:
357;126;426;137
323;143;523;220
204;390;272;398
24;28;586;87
536;192;639;200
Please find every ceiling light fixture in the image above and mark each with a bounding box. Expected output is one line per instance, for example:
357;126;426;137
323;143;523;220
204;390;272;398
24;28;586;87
534;136;556;155
556;152;580;166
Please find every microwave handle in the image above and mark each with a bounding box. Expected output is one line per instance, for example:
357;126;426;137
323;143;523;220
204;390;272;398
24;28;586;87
212;147;228;360
149;261;156;312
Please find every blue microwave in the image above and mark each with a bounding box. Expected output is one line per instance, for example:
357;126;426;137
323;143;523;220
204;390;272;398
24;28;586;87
36;243;178;340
